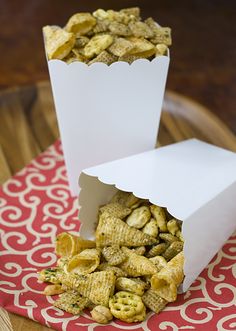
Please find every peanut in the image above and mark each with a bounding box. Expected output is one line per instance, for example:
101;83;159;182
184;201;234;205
91;305;113;324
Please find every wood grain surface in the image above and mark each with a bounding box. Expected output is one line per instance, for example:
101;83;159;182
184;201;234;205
1;0;236;134
0;81;236;330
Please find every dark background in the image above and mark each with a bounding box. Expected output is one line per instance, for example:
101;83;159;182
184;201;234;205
1;0;236;132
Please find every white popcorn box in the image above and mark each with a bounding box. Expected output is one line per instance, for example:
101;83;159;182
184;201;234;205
46;55;169;195
78;138;236;292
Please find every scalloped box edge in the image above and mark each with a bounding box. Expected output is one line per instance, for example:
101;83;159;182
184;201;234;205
46;50;170;196
78;138;236;292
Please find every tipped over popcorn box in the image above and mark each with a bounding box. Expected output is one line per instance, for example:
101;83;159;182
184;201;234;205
43;8;170;195
78;139;236;292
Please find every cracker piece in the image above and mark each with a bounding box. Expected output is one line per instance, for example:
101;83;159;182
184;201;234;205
152;28;172;46
64;53;78;64
149;256;167;272
126;194;143;208
131;200;147;209
57;256;69;269
110;190;141;208
122;307;146;323
106;10;132;25
120;247;157;277
102;245;127;265
43;284;64;296
110;190;130;205
145;17;172;45
145;17;158;29
142;218;159;237
75;36;90;48
58;270;115;306
159;233;179;244
93;9;109;20
96;215;157;247
109;291;145;320
156;43;168;56
93;8;135;24
142;275;152;286
142;289;167;313
109;21;132;36
99;202;131;219
146;243;168;258
150;205;167;232
84;34;113;59
127;37;156;58
108;37;134;57
176;230;184;242
53;290;90;315
134;277;150;289
119;54;144;64
129;21;154;38
71;49;87;62
98;263;128;277
162;241;184;261
120;7;140;19
88;50;117;65
55;232;95;257
66;12;96;36
38;267;62;284
151;252;184;302
132;246;146;255
43;25;75;60
126;206;151;229
93;19;110;33
116;277;146;296
167;219;180;236
66;248;101;275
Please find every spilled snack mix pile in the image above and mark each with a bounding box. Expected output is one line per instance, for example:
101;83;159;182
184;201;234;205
43;7;171;65
38;190;184;324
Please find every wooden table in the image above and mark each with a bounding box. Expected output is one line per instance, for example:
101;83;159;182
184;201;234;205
0;81;236;330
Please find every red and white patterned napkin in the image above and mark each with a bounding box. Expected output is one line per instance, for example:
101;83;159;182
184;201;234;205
0;140;235;331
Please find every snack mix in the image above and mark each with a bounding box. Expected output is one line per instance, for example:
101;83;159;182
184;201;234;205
38;190;184;324
43;7;171;65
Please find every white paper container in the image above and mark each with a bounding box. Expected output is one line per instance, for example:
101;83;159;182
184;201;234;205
47;55;169;195
78;138;236;292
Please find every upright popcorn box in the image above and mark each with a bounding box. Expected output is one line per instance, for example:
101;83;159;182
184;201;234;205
78;139;236;292
43;9;170;195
